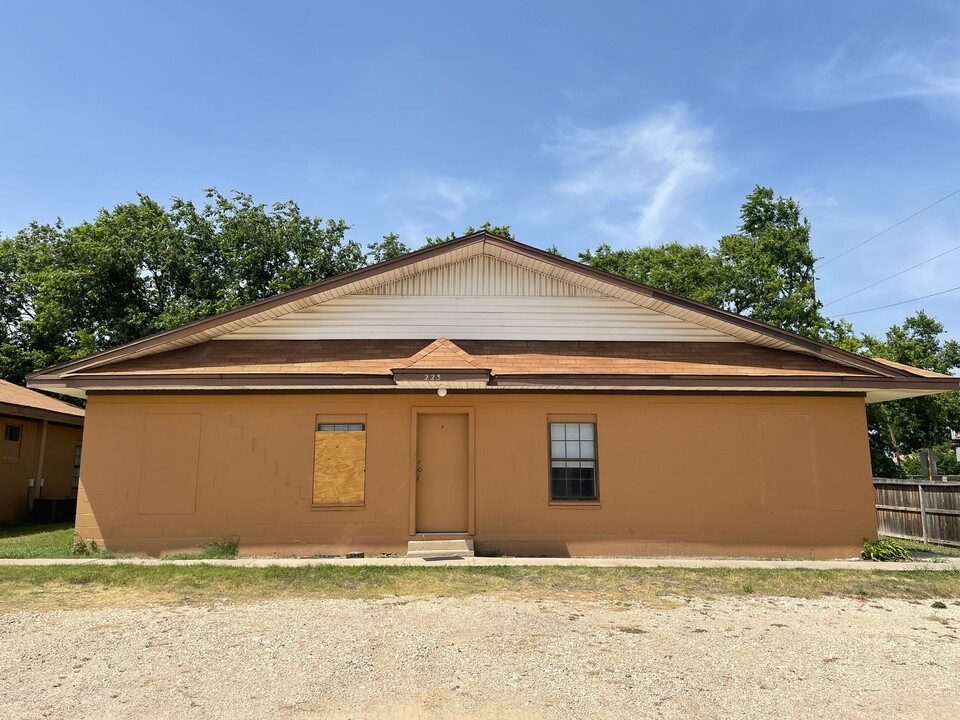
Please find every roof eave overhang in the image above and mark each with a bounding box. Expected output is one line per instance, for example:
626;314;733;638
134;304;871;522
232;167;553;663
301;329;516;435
29;372;958;403
0;401;85;425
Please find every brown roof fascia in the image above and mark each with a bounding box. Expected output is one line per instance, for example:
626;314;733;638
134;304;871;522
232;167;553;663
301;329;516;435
491;373;960;391
28;370;958;394
27;231;918;382
30;373;397;390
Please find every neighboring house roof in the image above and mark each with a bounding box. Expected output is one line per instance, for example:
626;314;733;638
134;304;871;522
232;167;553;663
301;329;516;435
0;380;84;425
870;357;955;379
26;232;960;403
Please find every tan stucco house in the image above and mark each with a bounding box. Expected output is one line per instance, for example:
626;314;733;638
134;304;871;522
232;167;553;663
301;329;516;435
0;380;84;522
27;232;960;557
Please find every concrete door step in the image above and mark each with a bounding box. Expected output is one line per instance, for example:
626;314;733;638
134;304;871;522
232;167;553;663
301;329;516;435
407;538;475;559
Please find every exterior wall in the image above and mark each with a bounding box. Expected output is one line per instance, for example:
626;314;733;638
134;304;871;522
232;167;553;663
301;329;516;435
42;424;84;499
76;393;877;558
0;417;82;522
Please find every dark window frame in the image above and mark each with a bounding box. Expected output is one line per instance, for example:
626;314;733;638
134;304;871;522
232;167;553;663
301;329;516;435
72;445;82;492
548;421;599;502
317;423;365;432
3;424;21;443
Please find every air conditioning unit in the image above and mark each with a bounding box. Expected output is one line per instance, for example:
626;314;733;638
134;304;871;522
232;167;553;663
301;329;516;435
31;497;78;524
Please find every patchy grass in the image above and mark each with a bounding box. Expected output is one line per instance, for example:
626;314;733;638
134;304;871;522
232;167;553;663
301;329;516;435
0;565;957;613
162;538;240;561
893;538;960;559
0;523;76;559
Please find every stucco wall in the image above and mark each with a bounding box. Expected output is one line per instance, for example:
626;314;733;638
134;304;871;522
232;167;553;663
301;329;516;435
75;393;877;558
0;418;82;521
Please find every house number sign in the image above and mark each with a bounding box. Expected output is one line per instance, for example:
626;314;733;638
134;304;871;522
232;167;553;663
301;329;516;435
424;374;442;381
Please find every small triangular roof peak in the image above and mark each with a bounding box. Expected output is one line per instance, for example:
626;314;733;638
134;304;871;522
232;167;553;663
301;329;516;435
395;338;485;371
28;231;918;381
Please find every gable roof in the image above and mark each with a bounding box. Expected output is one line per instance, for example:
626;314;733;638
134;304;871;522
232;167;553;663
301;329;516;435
394;338;486;370
26;231;959;402
0;380;84;425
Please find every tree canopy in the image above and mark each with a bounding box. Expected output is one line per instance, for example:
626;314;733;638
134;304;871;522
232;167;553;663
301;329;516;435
423;221;514;247
858;312;960;476
581;186;829;337
0;189;364;384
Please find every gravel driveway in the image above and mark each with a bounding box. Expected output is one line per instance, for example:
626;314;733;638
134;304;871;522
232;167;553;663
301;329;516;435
1;595;958;719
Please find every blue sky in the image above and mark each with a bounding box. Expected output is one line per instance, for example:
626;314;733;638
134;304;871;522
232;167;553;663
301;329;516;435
2;0;959;339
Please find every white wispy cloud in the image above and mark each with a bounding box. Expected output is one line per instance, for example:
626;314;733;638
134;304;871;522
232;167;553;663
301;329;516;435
539;103;720;244
379;172;491;224
374;171;492;244
787;36;960;117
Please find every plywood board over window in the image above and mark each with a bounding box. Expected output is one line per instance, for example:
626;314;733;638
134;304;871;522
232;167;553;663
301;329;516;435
313;420;366;506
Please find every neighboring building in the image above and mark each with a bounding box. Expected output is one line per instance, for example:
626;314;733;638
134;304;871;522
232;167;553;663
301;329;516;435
0;380;84;522
27;233;960;557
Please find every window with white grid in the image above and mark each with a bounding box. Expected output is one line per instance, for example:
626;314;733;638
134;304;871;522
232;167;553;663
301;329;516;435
549;422;598;501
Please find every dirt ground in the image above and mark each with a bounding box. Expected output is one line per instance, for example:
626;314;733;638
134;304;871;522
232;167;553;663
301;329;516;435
0;595;958;720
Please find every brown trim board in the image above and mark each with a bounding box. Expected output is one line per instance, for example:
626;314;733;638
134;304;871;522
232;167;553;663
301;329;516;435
30;371;958;394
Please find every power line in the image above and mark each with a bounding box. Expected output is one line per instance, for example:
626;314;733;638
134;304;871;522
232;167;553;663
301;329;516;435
834;284;960;317
817;186;960;268
823;242;960;307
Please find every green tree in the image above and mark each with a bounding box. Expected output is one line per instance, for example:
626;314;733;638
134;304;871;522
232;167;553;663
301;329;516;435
717;186;825;337
580;186;833;338
859;312;960;476
0;189;364;384
367;232;411;264
423;221;514;247
580;242;725;306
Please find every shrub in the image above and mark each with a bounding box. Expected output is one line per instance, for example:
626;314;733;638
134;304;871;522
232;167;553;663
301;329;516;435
71;534;99;556
861;538;911;562
203;537;240;558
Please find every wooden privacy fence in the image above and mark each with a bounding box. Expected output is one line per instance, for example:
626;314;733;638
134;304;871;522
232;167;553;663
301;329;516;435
873;479;960;547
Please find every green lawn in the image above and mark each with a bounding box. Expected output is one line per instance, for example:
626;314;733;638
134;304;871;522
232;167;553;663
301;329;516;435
0;523;76;559
0;524;958;614
0;523;239;560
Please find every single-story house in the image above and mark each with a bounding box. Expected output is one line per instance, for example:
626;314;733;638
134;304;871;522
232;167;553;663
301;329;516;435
0;380;84;522
27;232;960;557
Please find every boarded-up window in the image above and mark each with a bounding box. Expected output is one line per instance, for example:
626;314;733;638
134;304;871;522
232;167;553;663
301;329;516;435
313;421;366;506
138;414;201;515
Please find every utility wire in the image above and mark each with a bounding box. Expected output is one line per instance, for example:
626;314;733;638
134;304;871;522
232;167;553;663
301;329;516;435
834;284;960;316
823;242;960;307
817;186;960;267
